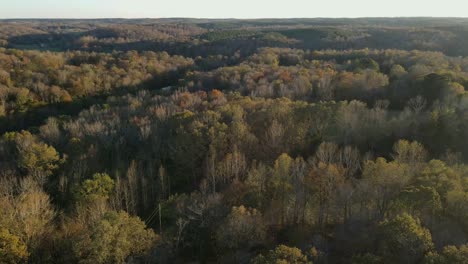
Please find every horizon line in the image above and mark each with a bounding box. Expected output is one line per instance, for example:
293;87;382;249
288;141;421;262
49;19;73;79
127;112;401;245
2;16;468;20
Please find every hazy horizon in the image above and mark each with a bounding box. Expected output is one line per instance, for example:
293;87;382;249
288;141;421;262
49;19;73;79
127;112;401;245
3;0;468;19
2;16;468;20
0;4;467;264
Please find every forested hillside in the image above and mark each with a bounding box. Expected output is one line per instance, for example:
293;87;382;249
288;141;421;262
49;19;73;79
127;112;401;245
0;18;467;264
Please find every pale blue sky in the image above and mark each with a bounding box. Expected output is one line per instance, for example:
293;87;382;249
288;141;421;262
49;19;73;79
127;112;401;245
1;0;468;19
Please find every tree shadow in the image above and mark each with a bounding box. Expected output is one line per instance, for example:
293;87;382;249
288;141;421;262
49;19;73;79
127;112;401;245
0;65;190;134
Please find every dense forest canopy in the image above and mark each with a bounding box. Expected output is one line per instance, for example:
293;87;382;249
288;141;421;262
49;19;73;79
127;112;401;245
0;18;467;264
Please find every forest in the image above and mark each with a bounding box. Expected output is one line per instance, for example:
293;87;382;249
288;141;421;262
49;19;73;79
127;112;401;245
0;18;467;264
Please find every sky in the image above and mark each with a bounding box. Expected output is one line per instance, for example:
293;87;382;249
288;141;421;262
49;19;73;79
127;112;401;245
1;0;468;19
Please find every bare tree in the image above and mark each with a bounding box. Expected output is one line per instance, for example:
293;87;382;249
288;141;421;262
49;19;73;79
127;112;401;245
340;145;361;177
406;95;427;113
315;142;339;165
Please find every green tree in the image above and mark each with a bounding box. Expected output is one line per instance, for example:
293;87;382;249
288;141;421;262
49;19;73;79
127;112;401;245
397;186;442;220
359;158;410;219
79;173;115;201
389;64;407;79
378;213;434;264
446;189;468;228
424;244;468;264
73;211;158;264
252;245;312;264
215;205;266;250
392;140;428;165
270;153;294;225
415;160;459;200
77;173;115;221
1;131;61;181
0;228;29;264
